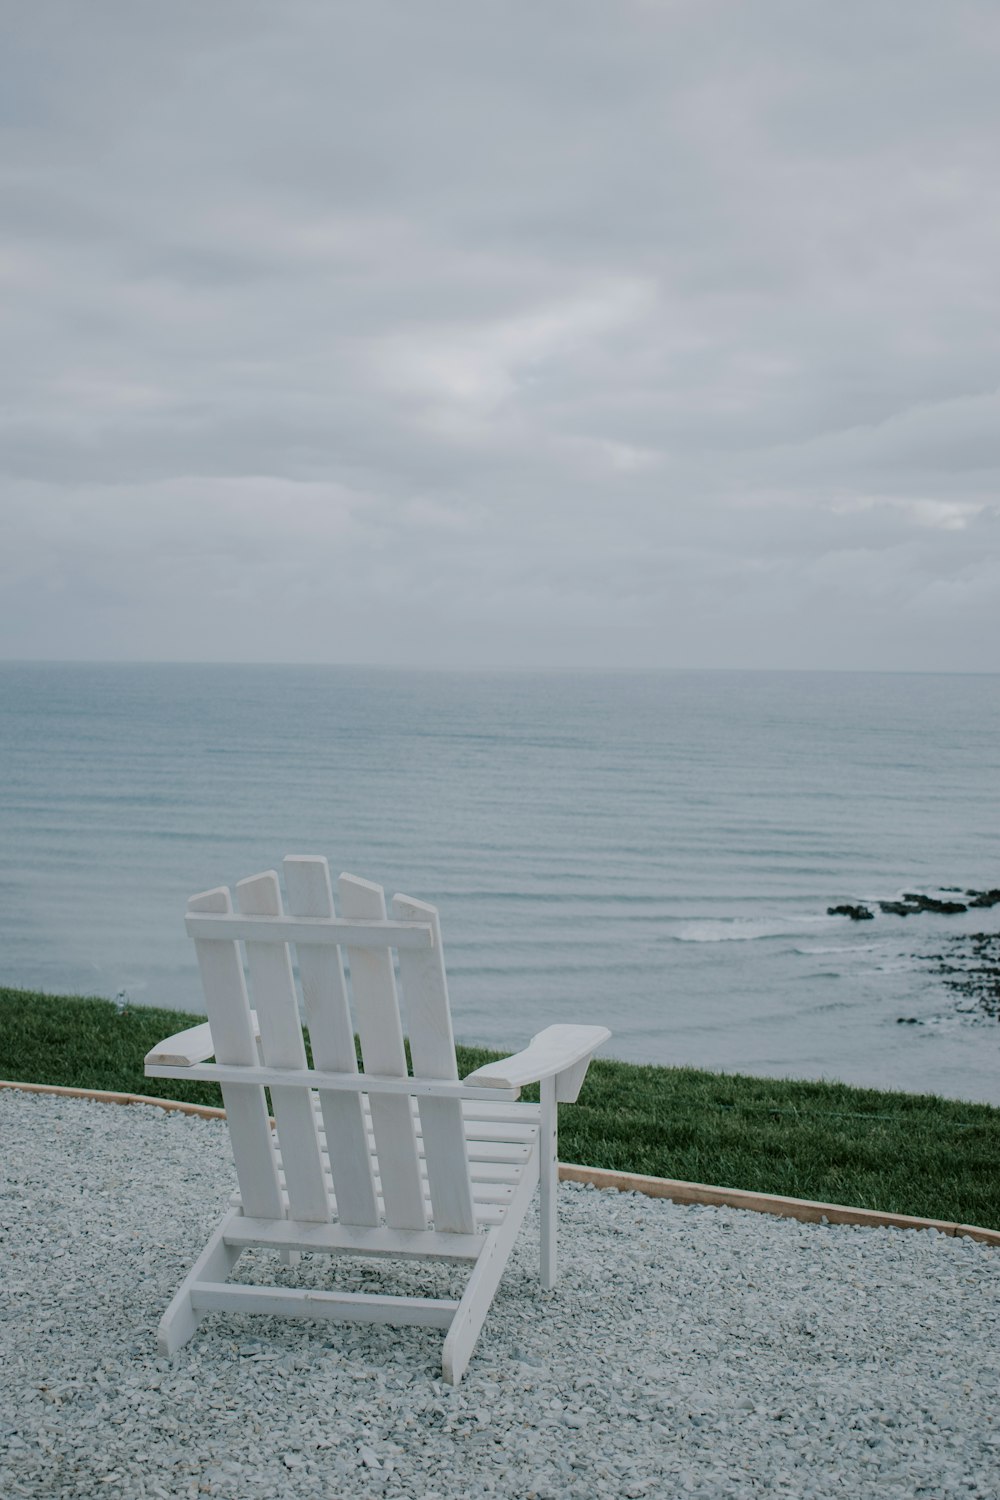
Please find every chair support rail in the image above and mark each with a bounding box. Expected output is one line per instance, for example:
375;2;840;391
145;1058;520;1102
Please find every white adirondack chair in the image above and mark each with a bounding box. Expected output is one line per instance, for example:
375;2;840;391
144;857;609;1384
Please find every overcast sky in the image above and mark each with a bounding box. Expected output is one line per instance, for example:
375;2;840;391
2;2;999;671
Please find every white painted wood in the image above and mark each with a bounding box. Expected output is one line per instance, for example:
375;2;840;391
269;1132;521;1186
233;1184;511;1228
268;1158;517;1211
144;1021;215;1067
392;893;476;1234
147;1061;518;1100
283;855;379;1227
555;1053;593;1104
452;1109;541;1137
240;1146;521;1218
442;1137;541;1385
286;1138;523;1187
152;856;609;1382
454;1140;533;1165
224;1217;483;1261
279;1143;520;1218
157;1210;243;1355
186;887;283;1221
338;874;426;1230
185;913;434;949
349;1093;541;1124
464;1024;610;1090
443;1181;512;1205
459;1099;542;1122
237;872;329;1223
359;1106;540;1146
364;1162;512;1207
191;1283;458;1329
539;1075;558;1290
459;1161;522;1184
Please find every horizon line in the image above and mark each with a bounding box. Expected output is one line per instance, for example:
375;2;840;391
1;658;998;678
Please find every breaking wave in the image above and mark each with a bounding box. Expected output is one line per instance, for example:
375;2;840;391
672;917;833;944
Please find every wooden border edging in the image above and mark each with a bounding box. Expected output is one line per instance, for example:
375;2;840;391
0;1079;228;1121
3;1080;998;1247
558;1162;1000;1247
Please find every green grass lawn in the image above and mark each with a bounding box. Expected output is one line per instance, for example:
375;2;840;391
4;986;999;1229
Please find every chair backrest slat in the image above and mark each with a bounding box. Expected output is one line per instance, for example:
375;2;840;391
393;894;476;1233
338;874;427;1230
283;856;379;1227
188;886;283;1221
237;872;330;1224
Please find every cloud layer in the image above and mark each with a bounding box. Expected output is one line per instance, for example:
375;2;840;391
3;1;999;668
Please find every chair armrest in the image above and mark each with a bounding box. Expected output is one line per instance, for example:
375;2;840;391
144;1010;262;1069
144;1022;216;1068
464;1024;610;1101
144;1008;268;1068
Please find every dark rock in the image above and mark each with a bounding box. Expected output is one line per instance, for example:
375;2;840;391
896;1017;920;1024
881;894;968;916
924;932;1000;1023
967;888;1000;909
902;892;967;914
827;903;874;921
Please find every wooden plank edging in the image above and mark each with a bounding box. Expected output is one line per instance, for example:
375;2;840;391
558;1162;1000;1247
0;1078;228;1121
2;1080;997;1247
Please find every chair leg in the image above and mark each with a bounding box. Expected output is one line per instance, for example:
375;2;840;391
443;1149;539;1385
158;1210;243;1356
539;1076;558;1290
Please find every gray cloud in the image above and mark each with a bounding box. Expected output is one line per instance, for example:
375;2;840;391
2;0;999;668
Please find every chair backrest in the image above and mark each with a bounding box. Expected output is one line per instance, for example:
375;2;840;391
186;855;477;1235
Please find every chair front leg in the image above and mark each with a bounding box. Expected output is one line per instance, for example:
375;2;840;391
158;1210;243;1356
539;1075;558;1289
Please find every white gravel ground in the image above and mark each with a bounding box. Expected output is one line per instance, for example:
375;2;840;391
2;1090;999;1500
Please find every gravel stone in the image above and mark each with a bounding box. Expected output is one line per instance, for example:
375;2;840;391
2;1091;999;1498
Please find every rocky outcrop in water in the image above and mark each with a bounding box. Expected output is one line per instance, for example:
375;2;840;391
925;933;1000;1021
829;887;1000;920
832;886;1000;1026
882;892;969;916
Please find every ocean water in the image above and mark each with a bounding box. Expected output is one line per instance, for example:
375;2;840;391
2;663;999;1104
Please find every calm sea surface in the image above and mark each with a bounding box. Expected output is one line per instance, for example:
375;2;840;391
2;663;999;1103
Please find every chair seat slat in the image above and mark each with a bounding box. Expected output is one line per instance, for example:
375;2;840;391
338;1095;541;1124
